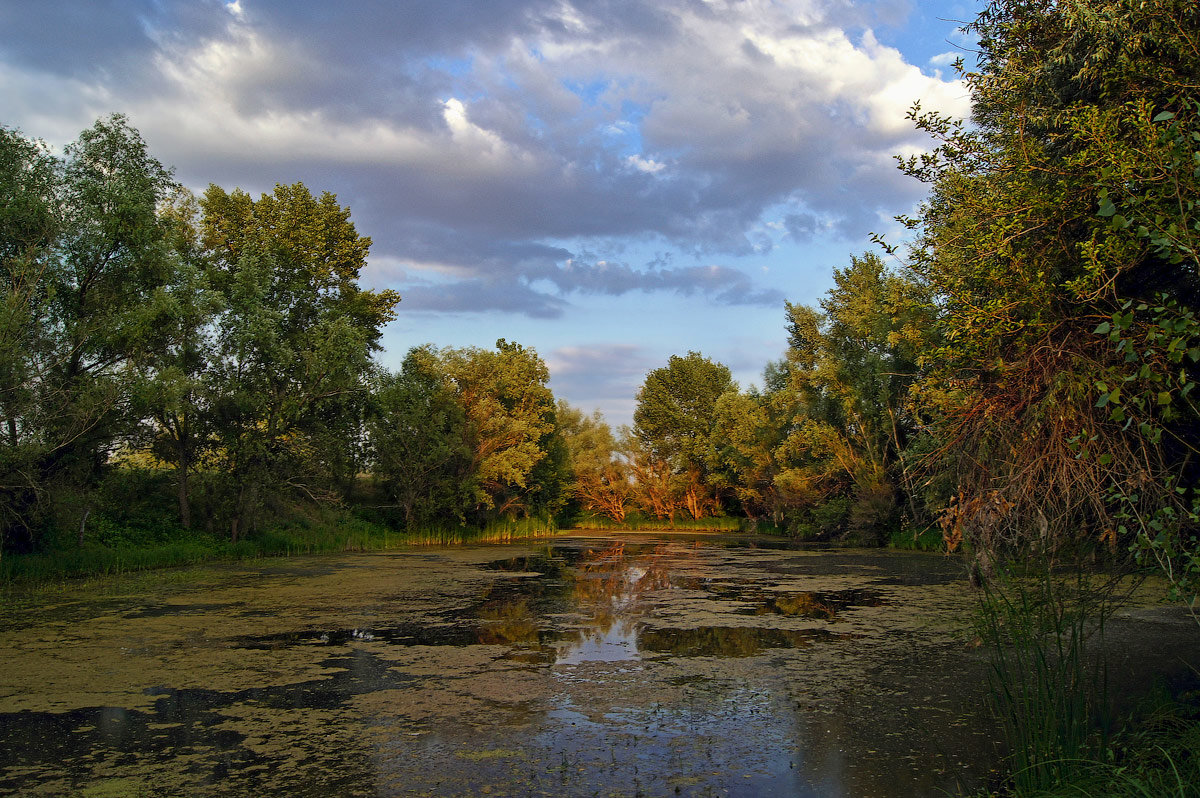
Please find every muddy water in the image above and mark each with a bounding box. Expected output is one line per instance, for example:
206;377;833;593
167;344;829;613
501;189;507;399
1;535;1195;797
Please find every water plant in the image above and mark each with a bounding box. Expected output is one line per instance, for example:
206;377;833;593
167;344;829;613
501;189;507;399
976;566;1121;795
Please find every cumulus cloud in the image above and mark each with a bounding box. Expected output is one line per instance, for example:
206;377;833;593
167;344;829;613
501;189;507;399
1;0;969;320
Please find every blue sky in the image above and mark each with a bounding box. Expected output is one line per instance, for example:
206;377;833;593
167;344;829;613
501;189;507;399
0;0;980;428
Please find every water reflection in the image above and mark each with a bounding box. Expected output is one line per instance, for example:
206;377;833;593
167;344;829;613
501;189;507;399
227;540;889;666
0;537;1039;796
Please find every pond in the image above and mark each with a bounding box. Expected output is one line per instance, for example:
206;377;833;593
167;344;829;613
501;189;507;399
1;534;1195;797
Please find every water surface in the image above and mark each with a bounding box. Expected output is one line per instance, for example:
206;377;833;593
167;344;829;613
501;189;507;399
1;534;1193;796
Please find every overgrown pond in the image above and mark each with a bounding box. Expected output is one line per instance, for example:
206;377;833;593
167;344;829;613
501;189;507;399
1;534;1196;796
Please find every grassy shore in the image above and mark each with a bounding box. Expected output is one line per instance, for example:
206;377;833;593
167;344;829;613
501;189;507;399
0;511;561;588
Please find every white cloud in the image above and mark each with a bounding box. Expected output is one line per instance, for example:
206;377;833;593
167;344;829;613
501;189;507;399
1;0;971;310
625;154;665;174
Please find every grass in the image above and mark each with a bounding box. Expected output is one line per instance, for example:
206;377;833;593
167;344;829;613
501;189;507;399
969;564;1200;797
0;511;562;589
971;684;1200;797
888;524;945;551
976;568;1116;795
567;512;741;532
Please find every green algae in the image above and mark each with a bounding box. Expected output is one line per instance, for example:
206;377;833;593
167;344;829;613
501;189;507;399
1;536;1194;797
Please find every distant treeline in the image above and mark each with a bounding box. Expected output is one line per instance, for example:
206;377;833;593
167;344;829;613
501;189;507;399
2;0;1199;604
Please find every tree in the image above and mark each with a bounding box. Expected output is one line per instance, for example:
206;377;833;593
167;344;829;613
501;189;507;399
781;254;929;541
434;339;558;519
895;0;1200;576
0;125;61;552
131;188;222;529
369;348;475;528
558;401;633;523
0;115;177;552
633;352;734;519
198;182;399;540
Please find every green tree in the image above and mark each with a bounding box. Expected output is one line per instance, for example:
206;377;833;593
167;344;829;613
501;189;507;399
434;339;559;520
198;182;399;540
131;188;222;529
369;348;475;528
0;126;61;552
781;254;929;542
558;401;632;523
893;0;1199;578
633;352;734;519
0;115;177;552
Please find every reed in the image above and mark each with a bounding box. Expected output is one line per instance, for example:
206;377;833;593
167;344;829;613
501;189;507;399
976;567;1119;795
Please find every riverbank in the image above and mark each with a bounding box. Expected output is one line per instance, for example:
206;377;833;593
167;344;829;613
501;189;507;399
2;508;950;590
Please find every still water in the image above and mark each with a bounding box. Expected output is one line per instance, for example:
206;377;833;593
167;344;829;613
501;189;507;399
0;535;1191;796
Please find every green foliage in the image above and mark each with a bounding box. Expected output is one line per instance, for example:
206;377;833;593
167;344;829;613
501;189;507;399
0;115;177;555
1092;296;1200;609
369;340;565;529
197;182;400;540
633;351;734;519
556;401;631;523
888;524;944;552
369;347;476;528
431;339;559;517
883;0;1200;575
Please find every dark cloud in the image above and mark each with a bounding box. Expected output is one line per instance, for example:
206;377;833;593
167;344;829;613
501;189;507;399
0;1;221;78
401;279;569;319
1;0;966;320
547;259;785;305
389;252;784;318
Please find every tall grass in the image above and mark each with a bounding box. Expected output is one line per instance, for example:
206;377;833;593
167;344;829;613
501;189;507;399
568;512;741;532
888;524;945;551
1;512;563;588
397;514;560;545
978;684;1200;798
977;567;1121;795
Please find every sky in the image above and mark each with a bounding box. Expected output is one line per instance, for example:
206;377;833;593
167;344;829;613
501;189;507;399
0;0;980;428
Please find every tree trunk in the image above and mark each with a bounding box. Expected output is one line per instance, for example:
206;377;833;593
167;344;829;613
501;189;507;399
176;441;191;529
77;506;91;547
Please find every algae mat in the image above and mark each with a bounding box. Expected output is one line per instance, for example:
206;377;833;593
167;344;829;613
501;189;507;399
1;535;1193;796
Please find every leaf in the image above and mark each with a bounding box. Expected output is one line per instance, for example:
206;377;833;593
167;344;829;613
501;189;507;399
1153;110;1176;122
1157;391;1172;405
1097;197;1117;217
1093;321;1111;334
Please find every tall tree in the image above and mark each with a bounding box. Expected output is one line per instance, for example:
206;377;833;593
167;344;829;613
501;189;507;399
369;348;475;528
0;115;177;551
198;182;399;540
132;188;221;529
0;125;61;552
434;339;558;519
782;254;929;541
558;402;632;523
896;0;1200;574
633;351;734;519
